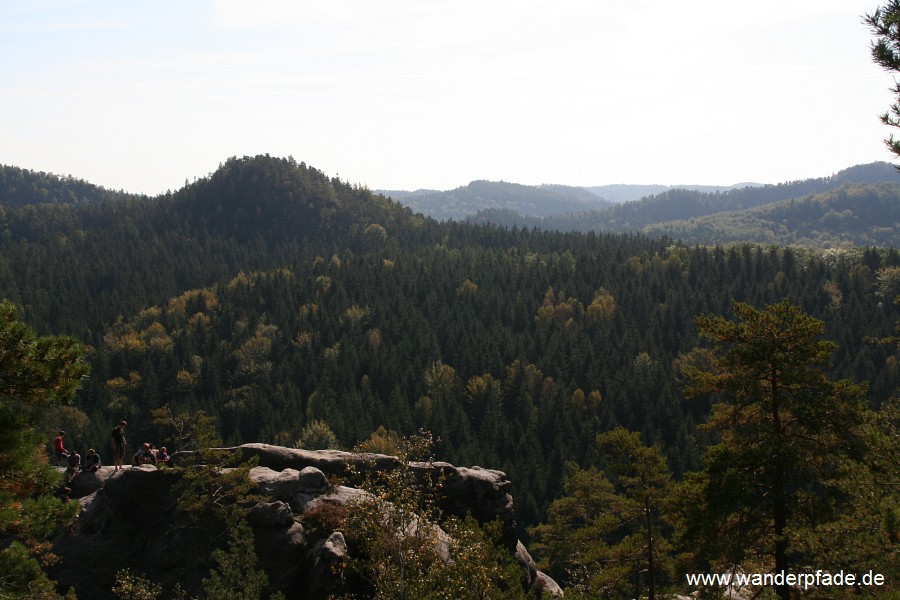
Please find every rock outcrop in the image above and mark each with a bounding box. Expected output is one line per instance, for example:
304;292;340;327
50;445;561;599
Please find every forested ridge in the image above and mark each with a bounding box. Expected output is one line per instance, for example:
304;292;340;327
382;180;613;221
0;164;143;208
2;155;899;597
0;156;419;338
469;162;900;248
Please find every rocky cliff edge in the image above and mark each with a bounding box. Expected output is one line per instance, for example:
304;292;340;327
51;443;563;599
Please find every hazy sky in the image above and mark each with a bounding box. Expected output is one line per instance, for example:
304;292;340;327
1;0;895;194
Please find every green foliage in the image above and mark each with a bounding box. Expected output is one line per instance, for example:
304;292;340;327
0;300;87;599
529;428;674;600
642;183;900;247
172;430;260;539
430;517;532;600
105;411;272;600
158;411;269;599
151;405;220;453
529;465;618;587
112;569;164;600
0;541;70;599
0;164;140;208
342;432;529;599
679;300;867;599
790;398;900;598
483;164;900;246
0;404;59;496
867;1;900;159
294;419;340;450
0;490;78;551
3;156;900;596
0;300;89;407
355;426;403;456
71;235;900;535
202;519;270;600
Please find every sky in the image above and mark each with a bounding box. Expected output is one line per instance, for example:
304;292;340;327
0;0;896;195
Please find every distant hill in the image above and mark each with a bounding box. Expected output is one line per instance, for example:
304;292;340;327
468;162;900;247
384;162;900;223
379;180;612;221
642;182;900;247
582;182;762;204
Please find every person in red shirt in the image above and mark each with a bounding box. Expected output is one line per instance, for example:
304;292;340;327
53;431;68;465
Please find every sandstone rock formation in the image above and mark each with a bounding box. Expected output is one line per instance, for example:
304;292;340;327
50;445;562;599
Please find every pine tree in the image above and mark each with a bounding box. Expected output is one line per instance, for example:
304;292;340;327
529;427;674;599
679;300;866;600
0;299;89;597
867;0;900;160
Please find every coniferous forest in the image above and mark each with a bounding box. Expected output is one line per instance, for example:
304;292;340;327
1;155;899;598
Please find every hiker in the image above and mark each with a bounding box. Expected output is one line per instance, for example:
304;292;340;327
133;442;157;466
83;448;101;472
65;450;81;482
111;421;127;471
54;431;68;465
157;446;170;466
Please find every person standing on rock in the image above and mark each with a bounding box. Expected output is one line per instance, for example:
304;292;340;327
111;420;127;471
53;431;68;465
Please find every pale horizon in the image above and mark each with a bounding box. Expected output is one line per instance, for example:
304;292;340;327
1;1;894;195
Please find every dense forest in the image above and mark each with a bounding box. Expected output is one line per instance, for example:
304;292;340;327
1;155;898;598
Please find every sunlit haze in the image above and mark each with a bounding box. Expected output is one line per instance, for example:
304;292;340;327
0;0;893;194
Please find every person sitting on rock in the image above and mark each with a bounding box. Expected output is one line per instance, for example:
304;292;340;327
157;446;170;466
83;448;101;472
133;443;157;466
65;450;81;482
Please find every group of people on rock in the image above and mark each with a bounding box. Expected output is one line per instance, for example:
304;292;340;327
54;432;102;483
53;421;171;482
132;442;170;466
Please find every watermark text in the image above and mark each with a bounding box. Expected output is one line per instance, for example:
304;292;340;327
685;569;886;591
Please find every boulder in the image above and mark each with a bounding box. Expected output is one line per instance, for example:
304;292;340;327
50;466;182;598
246;500;294;528
254;520;307;593
307;531;349;600
214;443;402;476
535;570;565;598
298;466;330;494
61;465;116;498
435;464;517;548
515;540;539;586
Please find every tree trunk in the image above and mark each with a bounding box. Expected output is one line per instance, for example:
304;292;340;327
645;501;656;600
771;371;790;600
